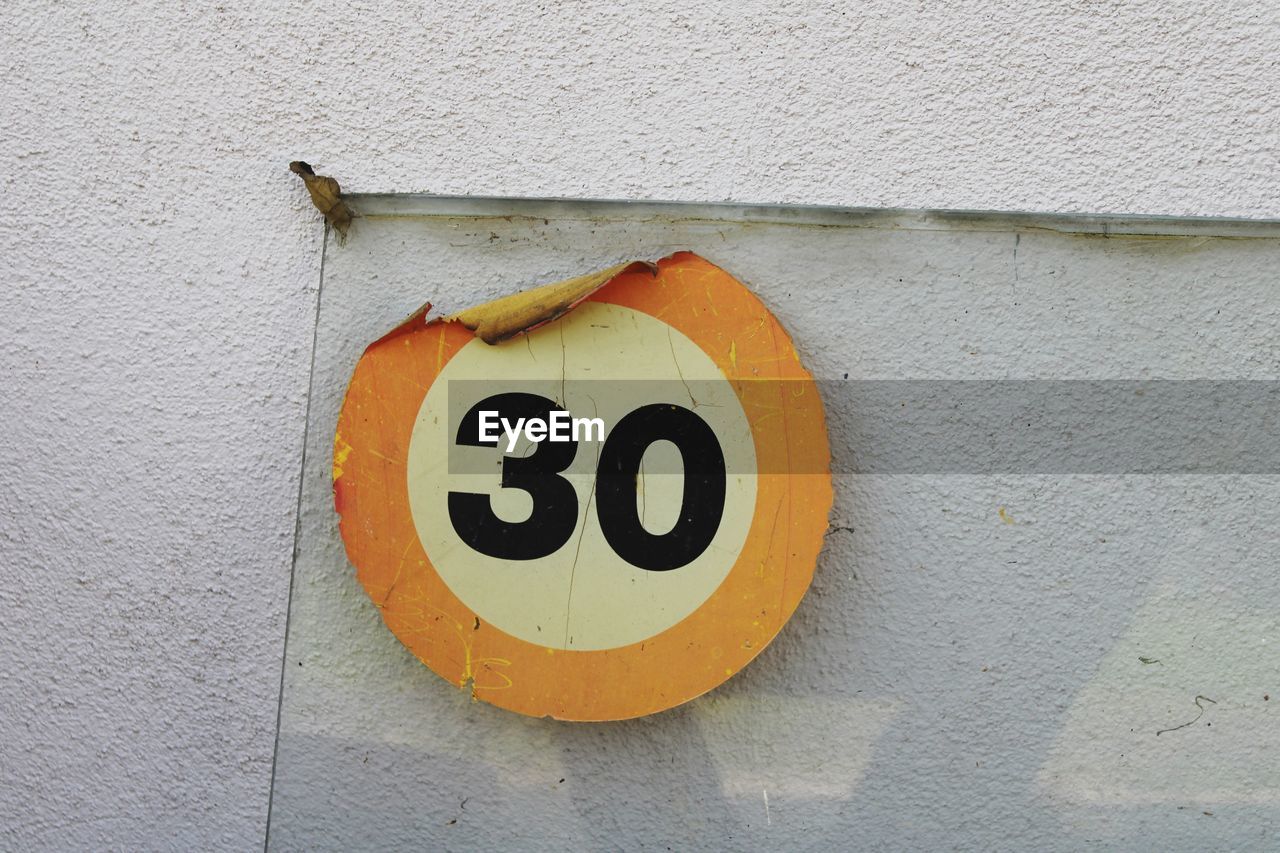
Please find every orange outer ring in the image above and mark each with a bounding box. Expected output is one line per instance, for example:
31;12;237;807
333;252;833;720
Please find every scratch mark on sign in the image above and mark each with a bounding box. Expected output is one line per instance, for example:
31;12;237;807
638;456;646;527
380;539;417;607
668;325;697;408
364;446;396;465
559;322;567;407
562;471;599;650
396;596;512;694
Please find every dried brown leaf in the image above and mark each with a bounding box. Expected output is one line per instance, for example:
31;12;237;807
289;160;353;240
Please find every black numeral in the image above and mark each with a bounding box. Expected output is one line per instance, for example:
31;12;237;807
448;394;579;560
595;404;726;571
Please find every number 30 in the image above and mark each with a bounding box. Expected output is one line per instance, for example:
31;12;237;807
448;394;727;571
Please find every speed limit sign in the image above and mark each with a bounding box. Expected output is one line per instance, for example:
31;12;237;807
334;252;832;720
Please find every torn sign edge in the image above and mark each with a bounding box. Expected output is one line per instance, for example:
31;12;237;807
369;258;663;349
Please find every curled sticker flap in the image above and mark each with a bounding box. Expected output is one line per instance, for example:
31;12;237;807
444;260;658;344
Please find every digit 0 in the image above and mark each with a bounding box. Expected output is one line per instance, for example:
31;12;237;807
595;404;726;571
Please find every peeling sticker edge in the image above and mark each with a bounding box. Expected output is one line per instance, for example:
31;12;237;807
368;259;663;350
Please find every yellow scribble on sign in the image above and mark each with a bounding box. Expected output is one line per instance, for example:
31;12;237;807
333;431;354;481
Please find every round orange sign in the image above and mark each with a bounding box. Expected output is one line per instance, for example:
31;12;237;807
333;252;832;720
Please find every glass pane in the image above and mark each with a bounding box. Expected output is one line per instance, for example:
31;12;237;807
267;198;1280;850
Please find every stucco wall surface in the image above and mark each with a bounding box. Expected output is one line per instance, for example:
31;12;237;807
1;1;1278;849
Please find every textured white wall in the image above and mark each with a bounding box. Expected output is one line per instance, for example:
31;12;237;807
2;0;1278;848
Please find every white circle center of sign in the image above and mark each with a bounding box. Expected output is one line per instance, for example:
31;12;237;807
407;301;757;651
